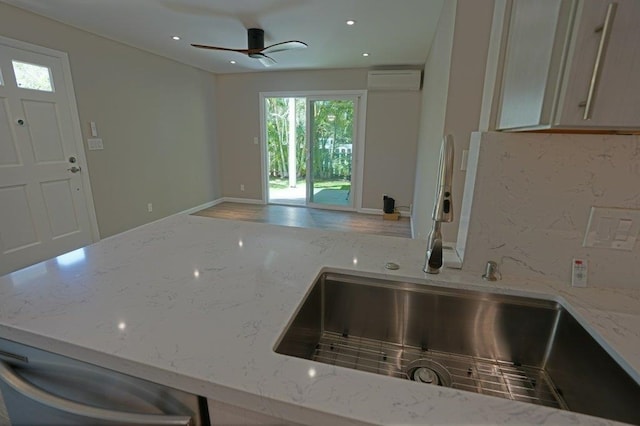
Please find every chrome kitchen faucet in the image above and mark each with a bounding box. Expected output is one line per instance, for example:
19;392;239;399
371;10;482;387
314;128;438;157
424;135;454;274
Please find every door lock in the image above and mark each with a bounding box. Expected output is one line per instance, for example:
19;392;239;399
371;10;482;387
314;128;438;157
69;156;77;163
67;166;82;173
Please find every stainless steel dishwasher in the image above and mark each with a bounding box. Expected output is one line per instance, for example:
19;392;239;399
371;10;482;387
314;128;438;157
0;338;210;425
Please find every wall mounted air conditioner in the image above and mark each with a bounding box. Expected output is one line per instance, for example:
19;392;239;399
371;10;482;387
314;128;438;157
367;70;422;91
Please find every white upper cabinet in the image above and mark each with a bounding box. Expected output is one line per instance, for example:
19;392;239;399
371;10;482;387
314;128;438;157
497;0;640;131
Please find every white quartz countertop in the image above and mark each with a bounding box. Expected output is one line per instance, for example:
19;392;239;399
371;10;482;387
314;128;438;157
1;214;639;425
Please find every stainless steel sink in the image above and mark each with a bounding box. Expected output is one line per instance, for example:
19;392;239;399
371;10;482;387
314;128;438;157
275;272;640;425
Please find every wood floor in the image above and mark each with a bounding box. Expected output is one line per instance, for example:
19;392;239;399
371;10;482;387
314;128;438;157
193;203;412;238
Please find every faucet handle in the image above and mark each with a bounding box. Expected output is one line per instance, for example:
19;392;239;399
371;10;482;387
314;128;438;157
432;135;454;223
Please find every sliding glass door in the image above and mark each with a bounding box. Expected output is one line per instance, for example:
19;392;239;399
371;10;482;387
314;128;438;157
307;97;356;209
265;97;306;205
263;93;361;211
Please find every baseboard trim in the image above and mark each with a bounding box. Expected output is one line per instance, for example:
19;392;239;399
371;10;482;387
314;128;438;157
358;208;383;215
179;198;225;215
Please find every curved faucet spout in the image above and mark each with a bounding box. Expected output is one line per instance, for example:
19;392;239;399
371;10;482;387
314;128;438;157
424;135;454;274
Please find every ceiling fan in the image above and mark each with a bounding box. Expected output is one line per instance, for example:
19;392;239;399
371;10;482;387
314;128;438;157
192;28;307;67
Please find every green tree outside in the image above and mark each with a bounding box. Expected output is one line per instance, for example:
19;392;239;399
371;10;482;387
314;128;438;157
266;97;353;186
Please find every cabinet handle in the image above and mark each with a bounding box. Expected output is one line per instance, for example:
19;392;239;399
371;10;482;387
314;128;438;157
0;361;194;425
582;2;617;120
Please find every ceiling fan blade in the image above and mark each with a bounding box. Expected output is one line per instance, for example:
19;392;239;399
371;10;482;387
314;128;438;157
191;44;249;54
260;41;308;55
250;53;277;67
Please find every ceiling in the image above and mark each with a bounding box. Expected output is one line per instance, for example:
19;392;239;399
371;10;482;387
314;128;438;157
2;0;445;74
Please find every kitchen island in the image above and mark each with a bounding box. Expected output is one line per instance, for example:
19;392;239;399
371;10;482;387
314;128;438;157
0;213;639;425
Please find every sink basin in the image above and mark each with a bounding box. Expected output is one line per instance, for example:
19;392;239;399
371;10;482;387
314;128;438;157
275;272;640;424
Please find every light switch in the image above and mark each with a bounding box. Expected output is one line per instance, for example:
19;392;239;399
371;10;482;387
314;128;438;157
596;217;615;242
87;138;103;150
615;219;633;241
584;207;640;250
618;219;633;232
90;121;98;137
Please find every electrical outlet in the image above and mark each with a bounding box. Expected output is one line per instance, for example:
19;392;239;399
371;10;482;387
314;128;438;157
240;184;245;192
584;207;640;250
147;203;153;212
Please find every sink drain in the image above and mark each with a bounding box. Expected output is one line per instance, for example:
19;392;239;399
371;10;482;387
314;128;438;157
406;359;452;387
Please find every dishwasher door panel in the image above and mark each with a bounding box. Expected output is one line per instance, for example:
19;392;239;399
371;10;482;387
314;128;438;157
0;338;207;425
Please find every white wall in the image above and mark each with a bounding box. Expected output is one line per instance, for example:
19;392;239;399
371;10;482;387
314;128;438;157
459;132;640;289
443;0;495;238
216;69;421;211
412;0;494;241
360;91;421;212
0;2;221;238
412;0;456;239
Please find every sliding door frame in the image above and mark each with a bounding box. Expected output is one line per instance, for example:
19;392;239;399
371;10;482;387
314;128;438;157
259;90;367;211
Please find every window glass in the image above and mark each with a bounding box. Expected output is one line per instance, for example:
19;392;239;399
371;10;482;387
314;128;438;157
0;67;4;86
12;60;54;92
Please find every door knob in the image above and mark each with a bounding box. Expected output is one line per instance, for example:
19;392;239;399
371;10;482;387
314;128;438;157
67;166;82;173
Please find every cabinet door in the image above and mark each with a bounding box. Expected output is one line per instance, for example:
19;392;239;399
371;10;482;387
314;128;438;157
557;0;640;128
497;0;575;130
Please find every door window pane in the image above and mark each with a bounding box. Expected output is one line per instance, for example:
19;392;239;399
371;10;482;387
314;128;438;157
309;99;354;207
266;97;307;206
0;67;4;86
12;60;54;92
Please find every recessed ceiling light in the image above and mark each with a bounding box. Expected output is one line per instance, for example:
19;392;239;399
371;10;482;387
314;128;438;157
230;60;237;64
362;53;369;57
171;36;181;40
346;20;356;26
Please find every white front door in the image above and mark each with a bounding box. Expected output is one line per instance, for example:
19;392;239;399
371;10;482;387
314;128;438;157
0;37;98;276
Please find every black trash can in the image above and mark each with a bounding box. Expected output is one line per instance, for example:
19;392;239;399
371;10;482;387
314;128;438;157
383;195;395;213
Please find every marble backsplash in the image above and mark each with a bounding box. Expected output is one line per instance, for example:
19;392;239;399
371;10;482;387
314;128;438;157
457;131;640;289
